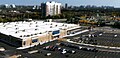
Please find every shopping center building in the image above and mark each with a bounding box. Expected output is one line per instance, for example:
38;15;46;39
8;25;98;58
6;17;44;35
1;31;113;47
0;20;87;49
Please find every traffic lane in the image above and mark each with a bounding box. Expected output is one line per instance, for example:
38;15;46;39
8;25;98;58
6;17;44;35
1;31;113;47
66;36;120;47
94;39;120;47
41;40;120;53
61;42;120;58
20;47;71;58
91;37;120;43
96;51;120;58
23;44;94;58
42;42;96;58
58;46;95;58
68;32;120;46
59;42;120;58
62;41;120;52
18;40;120;58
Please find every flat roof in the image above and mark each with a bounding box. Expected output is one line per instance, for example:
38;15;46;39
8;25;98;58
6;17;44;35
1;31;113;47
0;21;79;40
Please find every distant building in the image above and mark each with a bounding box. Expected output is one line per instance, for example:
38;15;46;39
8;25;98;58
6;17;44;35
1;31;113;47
3;4;16;8
41;1;61;17
11;4;16;8
5;4;9;8
65;3;68;9
33;5;40;9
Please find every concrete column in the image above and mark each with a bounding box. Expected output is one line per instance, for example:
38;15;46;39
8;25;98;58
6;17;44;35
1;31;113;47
48;31;53;40
60;29;67;37
23;38;32;47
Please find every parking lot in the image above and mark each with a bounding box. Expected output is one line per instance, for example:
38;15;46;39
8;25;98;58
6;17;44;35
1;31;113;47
67;27;120;47
1;27;120;58
17;40;120;58
0;39;120;58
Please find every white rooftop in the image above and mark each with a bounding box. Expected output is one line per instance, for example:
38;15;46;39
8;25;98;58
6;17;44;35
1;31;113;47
0;21;79;39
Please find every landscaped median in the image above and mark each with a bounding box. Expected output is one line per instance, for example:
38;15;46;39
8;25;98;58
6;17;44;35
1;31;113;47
66;39;120;52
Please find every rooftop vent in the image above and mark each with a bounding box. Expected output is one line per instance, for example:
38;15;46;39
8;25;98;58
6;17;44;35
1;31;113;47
36;25;38;27
34;33;37;35
31;34;33;36
55;25;57;27
35;29;38;30
15;31;18;33
22;30;25;32
20;35;22;37
50;26;52;28
3;25;6;27
65;25;67;27
16;28;18;30
26;35;30;37
30;23;32;25
23;35;26;37
51;23;52;25
36;22;37;24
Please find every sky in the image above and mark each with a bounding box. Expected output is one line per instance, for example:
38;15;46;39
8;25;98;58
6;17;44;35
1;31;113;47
0;0;120;7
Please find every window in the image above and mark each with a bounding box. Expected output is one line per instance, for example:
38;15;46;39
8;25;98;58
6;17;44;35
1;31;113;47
32;39;38;43
52;30;59;35
39;32;42;34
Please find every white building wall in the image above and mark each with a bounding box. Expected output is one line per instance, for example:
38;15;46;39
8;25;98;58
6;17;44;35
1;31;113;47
46;1;61;16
